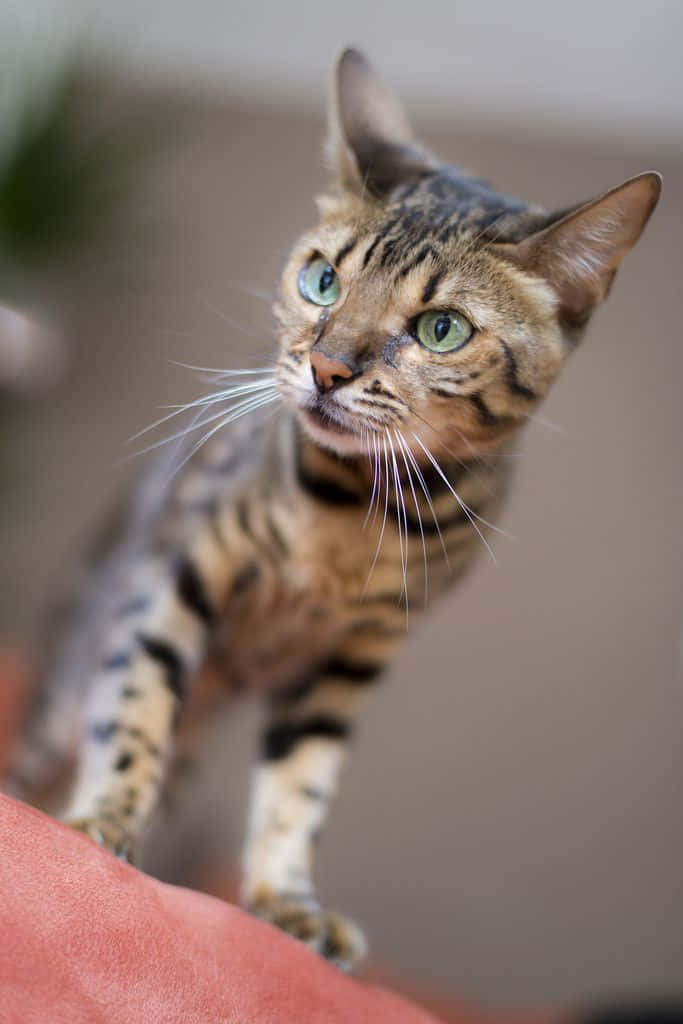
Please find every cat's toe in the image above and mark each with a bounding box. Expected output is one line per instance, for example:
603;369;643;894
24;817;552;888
319;909;368;973
248;895;367;973
65;815;136;862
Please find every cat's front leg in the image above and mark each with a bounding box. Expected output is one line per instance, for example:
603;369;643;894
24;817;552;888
65;509;258;862
241;623;400;972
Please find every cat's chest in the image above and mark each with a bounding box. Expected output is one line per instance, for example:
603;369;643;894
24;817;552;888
210;508;404;692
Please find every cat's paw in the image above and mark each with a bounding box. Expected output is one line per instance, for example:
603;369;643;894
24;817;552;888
65;815;136;863
248;895;367;973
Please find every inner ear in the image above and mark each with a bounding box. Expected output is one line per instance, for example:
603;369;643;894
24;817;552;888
327;48;436;197
492;172;661;327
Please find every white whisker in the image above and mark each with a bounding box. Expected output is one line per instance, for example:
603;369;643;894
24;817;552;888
395;430;428;605
412;433;505;564
363;434;391;595
128;387;279;458
411;407;493;485
163;379;277;409
388;434;409;616
364;432;380;528
129;380;277;442
523;411;566;435
374;434;385;528
235;283;276;303
397;429;450;570
194;293;265;340
168;360;275;377
167;392;280;479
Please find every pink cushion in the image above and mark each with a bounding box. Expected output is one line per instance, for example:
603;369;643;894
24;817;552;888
0;795;451;1024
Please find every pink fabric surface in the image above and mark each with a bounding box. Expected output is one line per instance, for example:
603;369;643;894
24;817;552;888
0;795;448;1024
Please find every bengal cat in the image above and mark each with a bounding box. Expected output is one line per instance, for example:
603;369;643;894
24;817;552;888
8;49;660;972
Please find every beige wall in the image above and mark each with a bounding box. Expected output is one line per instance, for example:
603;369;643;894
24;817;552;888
2;92;682;1006
5;0;683;150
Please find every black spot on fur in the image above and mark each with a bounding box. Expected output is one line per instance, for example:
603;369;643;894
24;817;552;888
323;657;383;684
271;670;318;705
136;634;185;703
177;557;215;624
295;445;362;506
397;244;438;279
115;752;134;772
262;716;350;761
421;270;444;303
499;338;536;401
470;392;499;427
334;237;358;266
232;561;260;597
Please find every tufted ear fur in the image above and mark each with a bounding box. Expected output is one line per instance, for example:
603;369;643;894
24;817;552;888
493;172;661;328
327;48;437;198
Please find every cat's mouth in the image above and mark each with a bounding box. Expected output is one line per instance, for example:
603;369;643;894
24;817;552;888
303;403;356;435
297;397;364;453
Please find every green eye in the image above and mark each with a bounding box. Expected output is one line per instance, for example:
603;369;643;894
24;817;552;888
298;257;340;306
415;310;473;352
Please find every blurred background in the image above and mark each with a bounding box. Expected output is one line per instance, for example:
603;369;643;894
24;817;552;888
1;0;681;1014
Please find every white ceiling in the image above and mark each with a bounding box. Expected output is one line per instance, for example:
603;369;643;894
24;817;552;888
4;0;682;151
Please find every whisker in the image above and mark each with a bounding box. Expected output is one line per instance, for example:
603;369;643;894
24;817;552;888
522;411;566;435
128;380;277;441
127;387;279;458
167;393;280;479
364;432;381;529
389;434;409;616
411;407;492;479
194;293;265;340
412;433;505;563
397;429;451;570
369;433;384;525
168;360;276;377
162;379;277;410
412;413;525;461
395;430;428;605
363;434;391;595
234;283;276;303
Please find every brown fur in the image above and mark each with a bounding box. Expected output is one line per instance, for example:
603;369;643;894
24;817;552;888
7;48;660;975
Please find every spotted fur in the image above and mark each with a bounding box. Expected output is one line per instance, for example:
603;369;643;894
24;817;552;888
7;49;660;972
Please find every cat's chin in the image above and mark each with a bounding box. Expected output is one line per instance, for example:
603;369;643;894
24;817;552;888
297;407;366;456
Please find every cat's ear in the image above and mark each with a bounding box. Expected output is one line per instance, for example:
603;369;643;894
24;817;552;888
493;172;661;326
327;48;436;197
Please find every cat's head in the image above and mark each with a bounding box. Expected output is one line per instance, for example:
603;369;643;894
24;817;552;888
275;49;660;459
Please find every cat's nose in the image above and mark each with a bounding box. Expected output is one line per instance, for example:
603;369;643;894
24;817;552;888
310;350;355;393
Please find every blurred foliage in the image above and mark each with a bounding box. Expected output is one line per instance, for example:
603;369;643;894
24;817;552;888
0;48;174;502
0;58;167;272
0;70;91;260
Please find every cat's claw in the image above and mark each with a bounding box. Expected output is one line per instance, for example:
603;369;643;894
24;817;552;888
248;895;367;974
65;815;136;863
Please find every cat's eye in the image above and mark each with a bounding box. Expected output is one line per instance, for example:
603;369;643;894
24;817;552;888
298;257;340;306
415;310;473;353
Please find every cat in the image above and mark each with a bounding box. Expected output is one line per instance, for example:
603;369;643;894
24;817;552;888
7;48;660;973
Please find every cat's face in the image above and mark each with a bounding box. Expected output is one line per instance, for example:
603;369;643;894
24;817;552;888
275;50;660;460
275;188;564;459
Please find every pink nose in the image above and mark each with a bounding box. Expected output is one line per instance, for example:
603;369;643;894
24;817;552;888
310;350;354;393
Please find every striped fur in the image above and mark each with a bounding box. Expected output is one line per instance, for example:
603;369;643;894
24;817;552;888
7;49;659;973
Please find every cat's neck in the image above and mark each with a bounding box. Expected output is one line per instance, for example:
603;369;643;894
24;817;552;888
288;413;503;506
